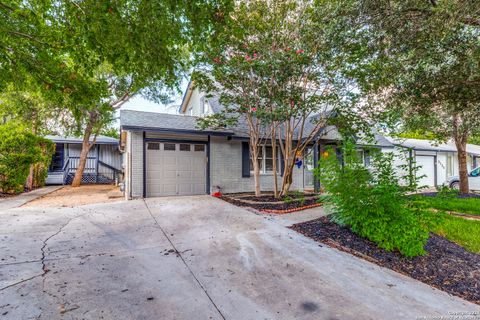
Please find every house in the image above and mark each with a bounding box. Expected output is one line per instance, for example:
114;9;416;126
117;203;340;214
384;137;480;188
120;85;393;198
45;135;122;185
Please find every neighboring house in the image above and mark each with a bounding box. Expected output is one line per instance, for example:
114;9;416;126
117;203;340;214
385;137;480;188
45;135;122;185
120;84;392;199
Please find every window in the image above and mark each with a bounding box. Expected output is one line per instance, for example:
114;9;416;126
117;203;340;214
194;145;205;152
447;154;454;177
147;143;160;150
250;146;280;174
356;150;365;165
303;147;314;170
164;143;176;151
179;144;191;151
468;155;473;170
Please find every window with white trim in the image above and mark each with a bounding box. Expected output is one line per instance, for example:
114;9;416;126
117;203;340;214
447;154;454;177
249;146;280;174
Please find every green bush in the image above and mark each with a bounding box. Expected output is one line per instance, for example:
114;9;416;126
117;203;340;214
315;142;429;257
0;123;54;194
436;185;459;199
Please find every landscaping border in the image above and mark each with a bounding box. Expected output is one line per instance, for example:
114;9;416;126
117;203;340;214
259;203;322;214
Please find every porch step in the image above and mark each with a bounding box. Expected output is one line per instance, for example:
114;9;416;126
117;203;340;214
45;173;64;185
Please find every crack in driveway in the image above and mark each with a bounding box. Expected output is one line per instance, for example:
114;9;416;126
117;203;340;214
0;212;85;293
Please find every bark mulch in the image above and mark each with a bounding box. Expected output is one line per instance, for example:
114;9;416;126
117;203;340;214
420;192;480;199
220;193;321;212
238;193;317;202
290;217;480;305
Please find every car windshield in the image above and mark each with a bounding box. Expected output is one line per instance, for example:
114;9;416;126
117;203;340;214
470;167;480;177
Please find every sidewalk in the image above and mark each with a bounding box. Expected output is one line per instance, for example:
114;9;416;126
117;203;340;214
0;186;63;211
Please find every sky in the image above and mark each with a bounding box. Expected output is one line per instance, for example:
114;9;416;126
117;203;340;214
115;79;189;127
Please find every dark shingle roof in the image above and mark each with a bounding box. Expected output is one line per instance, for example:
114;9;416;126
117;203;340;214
120;109;233;135
120;108;393;147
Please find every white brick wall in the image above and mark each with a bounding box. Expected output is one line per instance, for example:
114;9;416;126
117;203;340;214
130;131;144;198
125;132;306;198
210;137;304;193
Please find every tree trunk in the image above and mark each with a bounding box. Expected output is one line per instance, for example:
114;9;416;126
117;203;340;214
251;143;261;197
455;137;469;194
280;164;294;196
25;125;38;191
71;117;95;187
271;125;279;198
280;144;294;196
25;165;34;191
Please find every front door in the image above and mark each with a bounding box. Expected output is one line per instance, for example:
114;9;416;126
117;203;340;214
49;143;64;172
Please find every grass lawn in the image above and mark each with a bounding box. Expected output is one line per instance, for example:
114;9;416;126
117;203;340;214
411;195;480;216
432;213;480;253
409;196;480;253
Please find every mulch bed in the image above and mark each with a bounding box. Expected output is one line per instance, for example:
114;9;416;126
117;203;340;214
419;192;480;199
290;217;480;305
238;193;317;202
259;203;322;214
220;193;321;212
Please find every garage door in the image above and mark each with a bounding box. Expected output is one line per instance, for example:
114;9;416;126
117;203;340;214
146;142;207;197
416;155;436;187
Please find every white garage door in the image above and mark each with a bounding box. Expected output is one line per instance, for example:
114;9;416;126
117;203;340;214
416;155;436;187
146;142;207;197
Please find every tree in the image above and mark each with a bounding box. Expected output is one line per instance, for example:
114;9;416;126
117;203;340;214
0;81;64;134
195;0;351;197
48;0;231;187
0;122;54;193
2;1;232;187
0;1;67;90
333;0;480;194
0;81;68;189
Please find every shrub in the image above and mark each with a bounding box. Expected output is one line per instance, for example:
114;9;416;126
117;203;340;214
315;142;429;257
436;185;460;199
0;123;54;193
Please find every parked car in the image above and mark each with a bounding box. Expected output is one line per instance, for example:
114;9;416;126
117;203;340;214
448;167;480;190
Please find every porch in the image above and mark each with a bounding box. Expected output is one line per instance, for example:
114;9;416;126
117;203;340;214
45;137;122;185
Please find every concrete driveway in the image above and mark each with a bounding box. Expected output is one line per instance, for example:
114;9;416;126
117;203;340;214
0;196;478;319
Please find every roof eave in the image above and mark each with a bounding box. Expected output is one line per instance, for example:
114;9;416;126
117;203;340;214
179;81;194;114
121;125;233;137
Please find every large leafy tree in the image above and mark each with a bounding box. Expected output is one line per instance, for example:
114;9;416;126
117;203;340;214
336;0;480;194
56;0;231;187
0;1;65;89
196;0;351;196
1;0;231;187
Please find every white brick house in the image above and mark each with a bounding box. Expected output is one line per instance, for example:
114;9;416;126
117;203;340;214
120;83;480;198
120;82;396;198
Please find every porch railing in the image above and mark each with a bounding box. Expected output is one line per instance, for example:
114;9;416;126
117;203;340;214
61;156;121;185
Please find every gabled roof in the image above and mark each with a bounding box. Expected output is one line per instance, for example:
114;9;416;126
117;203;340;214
386;137;457;152
386;137;480;156
45;135;118;145
179;81;194;114
120;109;233;136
